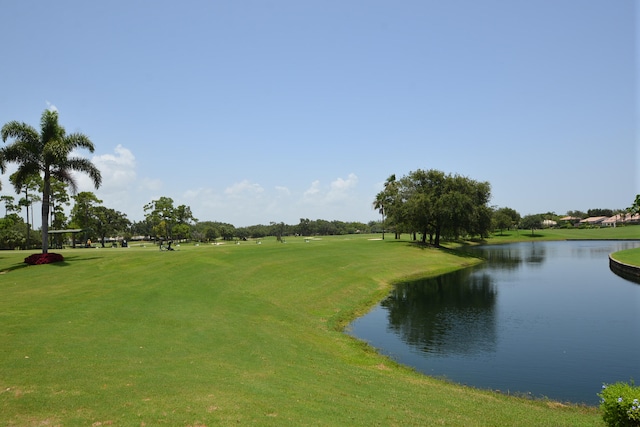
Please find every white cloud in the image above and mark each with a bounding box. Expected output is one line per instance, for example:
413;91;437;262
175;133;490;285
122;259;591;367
303;173;358;205
224;180;264;198
327;173;358;201
139;177;163;192
275;186;291;196
303;180;321;199
91;144;136;189
45;101;58;112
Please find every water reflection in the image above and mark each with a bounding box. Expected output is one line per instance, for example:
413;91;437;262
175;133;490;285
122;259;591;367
349;240;640;405
382;270;497;356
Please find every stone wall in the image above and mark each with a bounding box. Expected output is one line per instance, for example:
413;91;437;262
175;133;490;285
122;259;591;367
609;256;640;284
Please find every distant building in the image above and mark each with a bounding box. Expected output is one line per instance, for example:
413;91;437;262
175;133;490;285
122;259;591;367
580;216;608;226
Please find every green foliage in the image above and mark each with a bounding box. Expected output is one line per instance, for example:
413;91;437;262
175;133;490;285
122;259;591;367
377;169;492;245
70;191;102;235
629;195;640;215
599;381;640;426
93;206;130;246
1;109;101;253
521;214;543;235
588;208;615;217
143;197;195;240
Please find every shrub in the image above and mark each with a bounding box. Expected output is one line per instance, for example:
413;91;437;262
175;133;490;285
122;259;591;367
24;253;64;265
599;381;640;427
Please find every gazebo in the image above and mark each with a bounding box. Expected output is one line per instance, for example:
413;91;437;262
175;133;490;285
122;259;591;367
48;229;85;248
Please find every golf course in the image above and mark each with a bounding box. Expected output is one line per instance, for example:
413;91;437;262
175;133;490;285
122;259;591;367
3;228;638;426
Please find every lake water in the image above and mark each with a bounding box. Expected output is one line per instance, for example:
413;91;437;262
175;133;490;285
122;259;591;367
348;240;640;406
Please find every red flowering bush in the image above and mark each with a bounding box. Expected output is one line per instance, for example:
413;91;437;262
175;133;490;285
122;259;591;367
24;253;65;265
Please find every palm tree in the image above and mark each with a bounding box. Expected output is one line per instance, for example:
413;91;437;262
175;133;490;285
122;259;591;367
372;174;397;240
1;109;101;253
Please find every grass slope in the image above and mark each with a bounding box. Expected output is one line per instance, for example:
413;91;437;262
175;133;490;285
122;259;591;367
1;236;603;426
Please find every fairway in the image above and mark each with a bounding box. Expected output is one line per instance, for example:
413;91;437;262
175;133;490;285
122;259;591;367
1;236;603;426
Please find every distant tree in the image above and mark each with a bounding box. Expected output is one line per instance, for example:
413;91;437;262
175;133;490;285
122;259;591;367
566;210;587;219
627;195;640;217
71;192;103;242
172;223;191;241
521;214;543;236
130;220;153;238
495;207;521;230
271;221;285;242
48;179;71;228
218;223;236;240
373;174;397;240
144;197;177;240
492;211;512;236
394;169;491;246
0;214;27;249
205;224;220;241
93;206;131;247
296;218;314;236
0;195;19;217
175;204;197;226
587;208;613;217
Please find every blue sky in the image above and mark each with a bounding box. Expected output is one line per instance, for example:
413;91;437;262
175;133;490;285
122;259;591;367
1;1;637;227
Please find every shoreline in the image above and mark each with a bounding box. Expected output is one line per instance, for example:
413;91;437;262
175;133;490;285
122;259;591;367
609;255;640;284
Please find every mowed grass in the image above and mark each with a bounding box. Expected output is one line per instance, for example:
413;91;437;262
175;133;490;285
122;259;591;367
610;247;640;266
1;236;603;426
484;225;640;244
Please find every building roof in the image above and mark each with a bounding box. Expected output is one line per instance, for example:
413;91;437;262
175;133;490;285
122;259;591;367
580;216;607;224
48;229;85;234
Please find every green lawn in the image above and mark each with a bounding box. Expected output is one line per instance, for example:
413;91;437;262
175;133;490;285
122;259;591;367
483;224;640;244
610;247;640;266
0;235;607;426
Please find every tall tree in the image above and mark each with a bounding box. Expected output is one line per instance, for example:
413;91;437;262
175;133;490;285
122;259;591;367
71;192;102;233
390;169;492;246
10;173;41;249
521;214;543;236
144;197;194;240
1;109;101;253
48;178;71;230
1;195;19;217
93;206;130;247
373;174;397;240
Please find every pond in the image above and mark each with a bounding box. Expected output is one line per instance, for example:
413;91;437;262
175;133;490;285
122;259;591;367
348;240;640;406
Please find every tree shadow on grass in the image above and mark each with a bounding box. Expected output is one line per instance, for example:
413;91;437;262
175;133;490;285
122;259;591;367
523;233;544;239
400;239;485;260
0;254;103;273
0;263;31;273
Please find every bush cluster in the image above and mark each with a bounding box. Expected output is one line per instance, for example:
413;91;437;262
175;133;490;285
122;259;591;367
24;253;64;265
599;382;640;427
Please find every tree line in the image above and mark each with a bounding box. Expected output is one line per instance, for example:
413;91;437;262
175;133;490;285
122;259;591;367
2;110;638;251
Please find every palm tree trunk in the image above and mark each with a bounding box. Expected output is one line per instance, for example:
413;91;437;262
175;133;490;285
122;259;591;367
41;178;51;254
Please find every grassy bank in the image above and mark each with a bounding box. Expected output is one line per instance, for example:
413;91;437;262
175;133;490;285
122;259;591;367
1;235;603;426
481;225;640;245
610;247;640;266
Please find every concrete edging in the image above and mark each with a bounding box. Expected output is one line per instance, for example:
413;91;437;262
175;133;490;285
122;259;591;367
609;255;640;284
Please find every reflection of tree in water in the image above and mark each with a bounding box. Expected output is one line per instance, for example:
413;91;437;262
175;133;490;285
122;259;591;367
472;246;523;271
381;269;498;356
466;243;546;270
523;243;546;266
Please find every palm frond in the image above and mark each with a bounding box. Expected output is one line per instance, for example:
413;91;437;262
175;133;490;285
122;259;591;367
66;133;95;152
40;110;65;142
57;157;102;189
8;166;42;194
1;121;40;145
